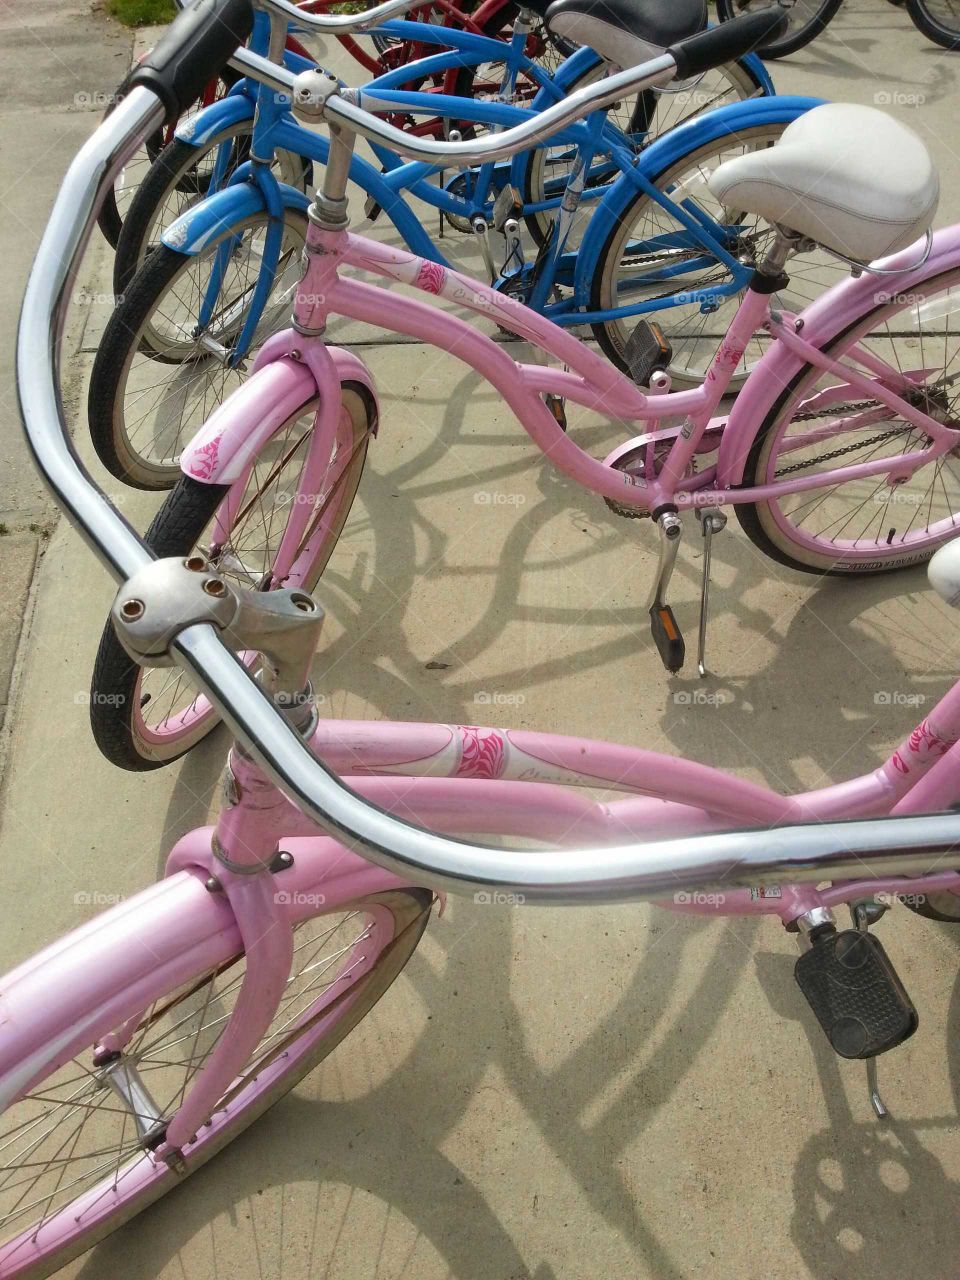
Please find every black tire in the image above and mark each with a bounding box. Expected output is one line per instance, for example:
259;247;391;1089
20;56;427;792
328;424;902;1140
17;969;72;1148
96;71;241;250
900;890;960;922
113;130;311;295
714;0;844;56
906;0;960;47
97;128;164;249
88;210;308;489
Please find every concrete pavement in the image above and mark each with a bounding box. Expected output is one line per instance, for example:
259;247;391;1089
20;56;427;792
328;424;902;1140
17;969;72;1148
5;3;960;1278
0;0;132;727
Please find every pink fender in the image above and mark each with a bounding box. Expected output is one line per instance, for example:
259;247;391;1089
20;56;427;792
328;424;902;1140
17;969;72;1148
180;331;378;486
717;225;960;487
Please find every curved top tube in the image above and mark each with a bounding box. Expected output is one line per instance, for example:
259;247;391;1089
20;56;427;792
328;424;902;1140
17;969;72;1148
16;51;960;899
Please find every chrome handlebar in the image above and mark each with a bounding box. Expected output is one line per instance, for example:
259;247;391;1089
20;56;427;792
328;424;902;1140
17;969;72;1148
261;0;422;35
174;0;427;38
225;45;678;167
16;54;960;903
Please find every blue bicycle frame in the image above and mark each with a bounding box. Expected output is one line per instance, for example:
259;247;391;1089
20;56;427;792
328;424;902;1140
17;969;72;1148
162;10;815;364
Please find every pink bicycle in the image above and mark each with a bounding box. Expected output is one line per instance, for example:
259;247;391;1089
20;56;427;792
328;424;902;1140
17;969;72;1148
86;10;959;770
8;2;960;1274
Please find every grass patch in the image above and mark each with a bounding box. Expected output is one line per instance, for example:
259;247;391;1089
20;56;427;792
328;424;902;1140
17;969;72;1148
106;0;175;27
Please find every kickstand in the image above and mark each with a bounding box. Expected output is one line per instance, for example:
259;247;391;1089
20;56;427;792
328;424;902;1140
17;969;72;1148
866;1056;889;1120
695;509;726;678
853;900;890;1120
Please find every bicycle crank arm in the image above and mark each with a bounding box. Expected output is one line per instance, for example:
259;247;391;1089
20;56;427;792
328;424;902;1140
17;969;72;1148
647;509;684;674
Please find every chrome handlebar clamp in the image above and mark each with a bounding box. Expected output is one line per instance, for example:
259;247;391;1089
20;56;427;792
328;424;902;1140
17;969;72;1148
112;557;325;710
112;556;239;665
291;67;343;118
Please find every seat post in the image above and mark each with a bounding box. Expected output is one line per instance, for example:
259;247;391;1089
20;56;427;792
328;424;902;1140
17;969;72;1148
756;227;801;279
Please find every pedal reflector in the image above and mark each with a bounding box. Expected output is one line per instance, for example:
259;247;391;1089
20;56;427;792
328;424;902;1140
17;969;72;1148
649;604;684;673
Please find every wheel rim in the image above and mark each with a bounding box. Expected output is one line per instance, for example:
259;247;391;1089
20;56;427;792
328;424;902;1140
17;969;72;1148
113;215;306;482
596;127;852;387
132;396;368;758
752;269;960;566
0;895;423;1276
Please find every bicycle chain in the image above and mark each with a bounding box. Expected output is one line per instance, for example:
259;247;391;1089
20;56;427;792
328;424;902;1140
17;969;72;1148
773;403;902;477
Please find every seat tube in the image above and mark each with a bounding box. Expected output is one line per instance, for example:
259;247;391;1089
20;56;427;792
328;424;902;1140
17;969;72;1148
501;11;535;99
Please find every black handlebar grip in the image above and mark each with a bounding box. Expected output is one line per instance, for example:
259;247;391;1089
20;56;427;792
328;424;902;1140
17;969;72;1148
126;0;254;124
667;8;789;78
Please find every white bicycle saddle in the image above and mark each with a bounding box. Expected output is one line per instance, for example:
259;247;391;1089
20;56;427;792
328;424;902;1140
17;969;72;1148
708;102;939;264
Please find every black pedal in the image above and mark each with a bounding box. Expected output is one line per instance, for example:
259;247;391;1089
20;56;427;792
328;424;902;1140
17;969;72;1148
649;604;684;673
625;321;673;387
795;929;918;1059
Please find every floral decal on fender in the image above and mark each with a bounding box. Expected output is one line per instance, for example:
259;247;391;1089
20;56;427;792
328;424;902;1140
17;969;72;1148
456;726;506;779
165;220;190;250
187;435;222;481
415;260;446;296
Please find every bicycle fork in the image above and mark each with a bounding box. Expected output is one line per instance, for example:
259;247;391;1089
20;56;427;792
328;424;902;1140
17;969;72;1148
100;565;329;1169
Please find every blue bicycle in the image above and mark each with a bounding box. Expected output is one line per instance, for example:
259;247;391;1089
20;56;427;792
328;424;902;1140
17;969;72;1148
89;0;830;488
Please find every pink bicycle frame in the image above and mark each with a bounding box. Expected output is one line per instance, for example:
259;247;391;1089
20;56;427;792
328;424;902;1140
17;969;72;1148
8;671;960;1169
205;221;960;513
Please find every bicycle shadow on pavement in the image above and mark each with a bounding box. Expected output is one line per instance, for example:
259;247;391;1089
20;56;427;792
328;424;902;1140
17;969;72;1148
70;892;759;1279
755;947;960;1280
656;557;960;794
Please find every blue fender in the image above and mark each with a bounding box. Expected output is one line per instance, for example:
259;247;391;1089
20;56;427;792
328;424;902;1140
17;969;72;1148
174;93;255;147
160;180;310;256
742;50;775;94
573;94;824;303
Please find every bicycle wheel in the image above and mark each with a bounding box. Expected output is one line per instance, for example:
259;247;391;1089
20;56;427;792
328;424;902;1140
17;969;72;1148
714;0;844;57
0;887;431;1278
589;125;850;389
91;376;373;770
88;210;307;490
113;129;311;294
736;266;960;572
906;0;960;47
520;56;764;248
97;73;239;249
